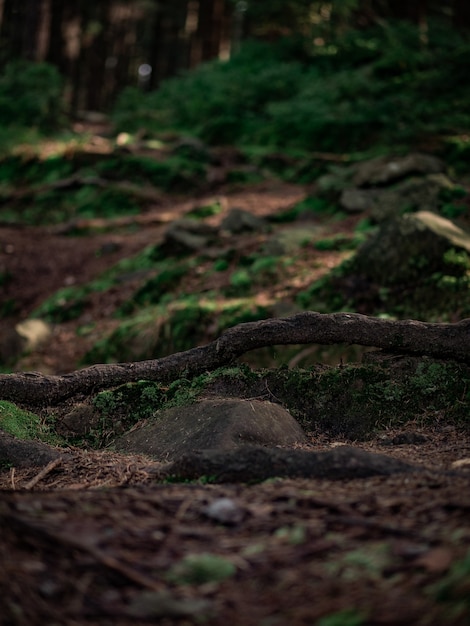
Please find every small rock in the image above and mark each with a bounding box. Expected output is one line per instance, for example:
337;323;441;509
15;319;51;351
203;498;245;525
221;208;267;234
162;218;219;254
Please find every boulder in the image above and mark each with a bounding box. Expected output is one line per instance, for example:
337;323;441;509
113;398;307;461
352;210;470;285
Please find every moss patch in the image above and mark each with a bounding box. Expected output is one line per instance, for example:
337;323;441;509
0;400;61;445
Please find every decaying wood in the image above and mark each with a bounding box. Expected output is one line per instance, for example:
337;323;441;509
1;312;470;406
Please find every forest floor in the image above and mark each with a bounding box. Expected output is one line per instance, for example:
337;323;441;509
1;175;470;625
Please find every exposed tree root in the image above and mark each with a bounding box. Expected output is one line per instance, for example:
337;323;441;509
1;312;469;405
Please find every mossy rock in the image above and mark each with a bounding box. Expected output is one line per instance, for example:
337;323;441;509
299;211;470;319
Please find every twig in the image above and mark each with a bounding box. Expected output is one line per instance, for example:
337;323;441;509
23;457;62;490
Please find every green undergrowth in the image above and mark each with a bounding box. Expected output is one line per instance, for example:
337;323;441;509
83;295;270;364
0;149;208;226
0;400;62;447
76;358;470;449
31;244;165;323
112;22;470;155
298;245;470;321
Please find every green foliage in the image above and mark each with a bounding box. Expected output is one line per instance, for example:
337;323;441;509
118;263;190;315
112;23;470;153
269;359;470;438
87;381;166;447
186;200;223;219
225;255;284;296
0;61;64;131
0;401;61;445
271;196;338;224
96;154;206;192
166;553;236;585
427;550;470;618
32;286;89;323
83;295;269;365
314;234;360;251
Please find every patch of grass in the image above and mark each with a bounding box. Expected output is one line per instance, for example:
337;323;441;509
0;400;62;445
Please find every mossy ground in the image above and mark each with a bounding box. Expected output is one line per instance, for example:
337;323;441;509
39;357;470;450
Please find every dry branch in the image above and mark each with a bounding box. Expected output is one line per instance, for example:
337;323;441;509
1;312;469;406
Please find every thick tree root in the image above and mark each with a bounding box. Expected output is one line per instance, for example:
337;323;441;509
1;312;469;405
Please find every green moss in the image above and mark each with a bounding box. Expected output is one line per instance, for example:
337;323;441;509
87;381;167;447
186;200;223;219
0;400;62;445
265;358;470;438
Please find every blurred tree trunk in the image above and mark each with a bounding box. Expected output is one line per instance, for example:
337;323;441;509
46;0;67;73
84;0;111;110
149;0;188;88
453;0;470;29
199;0;224;61
0;0;51;65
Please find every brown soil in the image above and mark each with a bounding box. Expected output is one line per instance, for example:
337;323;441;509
1;182;470;625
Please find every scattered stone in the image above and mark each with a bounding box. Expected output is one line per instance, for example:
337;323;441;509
0;326;25;365
340;188;377;213
203;497;245;525
220;208;267;234
353;153;444;187
0;319;52;365
113;398;307;461
339;173;454;220
58;403;100;437
162;218;218;254
264;224;324;254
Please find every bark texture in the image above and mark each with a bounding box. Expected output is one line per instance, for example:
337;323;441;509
1;312;469;406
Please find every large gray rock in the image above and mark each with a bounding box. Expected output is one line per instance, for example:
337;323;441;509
352;210;470;285
113;398;307;461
